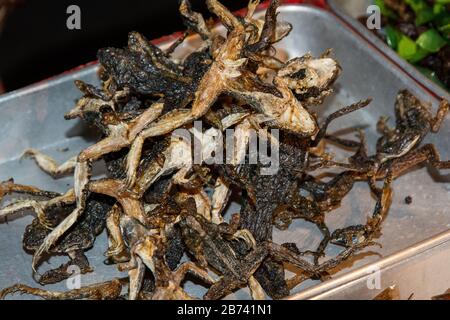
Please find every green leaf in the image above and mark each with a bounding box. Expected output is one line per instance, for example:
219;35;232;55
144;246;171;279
398;35;430;63
398;35;417;59
440;23;450;35
385;25;401;49
404;0;436;25
416;29;447;52
375;0;397;19
433;3;447;16
416;9;436;25
409;47;430;63
435;14;450;27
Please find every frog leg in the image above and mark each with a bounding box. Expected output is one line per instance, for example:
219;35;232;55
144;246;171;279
32;162;91;271
301;171;362;208
172;166;192;186
191;189;212;221
0;188;75;228
128;257;145;300
330;174;392;248
79;103;164;163
0;278;127;300
216;213;255;249
116;237;155;301
173;261;215;287
88;178;148;225
305;222;331;266
125;109;193;188
78;135;129;163
206;0;242;31
22;149;77;178
272;188;330;264
311;129;371;172
376;115;396;139
204;240;313;300
230;229;257;250
312;99;372;147
248;276;266;300
179;0;211;40
272;202;330;265
104;203;129;262
210;177;228;224
37;250;93;285
209;118;255;224
203;271;257;300
430;99;449;133
376;143;450;180
245;0;277;54
0;178;60;203
204;244;272;300
0;199;50;228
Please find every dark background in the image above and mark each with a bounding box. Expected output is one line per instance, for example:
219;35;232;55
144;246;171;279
0;0;249;92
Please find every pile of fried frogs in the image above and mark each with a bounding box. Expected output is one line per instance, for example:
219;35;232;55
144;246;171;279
1;0;449;300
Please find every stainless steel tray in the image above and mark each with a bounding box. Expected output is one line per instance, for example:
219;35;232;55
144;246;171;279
1;5;450;300
327;0;450;102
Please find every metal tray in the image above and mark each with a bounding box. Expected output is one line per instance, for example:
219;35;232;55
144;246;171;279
1;5;450;300
327;0;450;102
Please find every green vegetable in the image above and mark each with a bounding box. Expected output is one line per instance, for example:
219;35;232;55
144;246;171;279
408;47;430;63
440;23;450;35
374;0;397;19
416;29;447;52
398;35;430;62
404;0;435;25
385;25;401;49
379;0;449;86
415;8;436;25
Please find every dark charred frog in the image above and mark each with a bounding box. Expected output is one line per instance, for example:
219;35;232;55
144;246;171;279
178;213;272;300
98;31;212;113
177;212;361;300
23;195;114;284
376;89;449;163
214;100;371;298
370;90;450;181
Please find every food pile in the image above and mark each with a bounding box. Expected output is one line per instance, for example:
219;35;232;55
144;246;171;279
368;0;450;90
0;0;449;300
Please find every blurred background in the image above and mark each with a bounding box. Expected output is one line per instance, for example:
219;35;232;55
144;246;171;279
0;0;252;93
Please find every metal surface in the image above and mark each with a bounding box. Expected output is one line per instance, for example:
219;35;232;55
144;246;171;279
328;0;450;102
0;5;449;300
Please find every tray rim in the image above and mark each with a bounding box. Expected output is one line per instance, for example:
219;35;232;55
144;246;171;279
288;228;450;300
